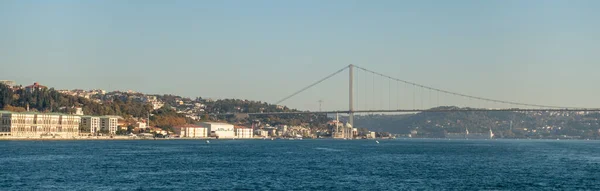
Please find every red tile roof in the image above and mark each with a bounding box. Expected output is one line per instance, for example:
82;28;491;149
25;82;47;89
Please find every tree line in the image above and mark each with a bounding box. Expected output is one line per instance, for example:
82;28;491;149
0;84;151;118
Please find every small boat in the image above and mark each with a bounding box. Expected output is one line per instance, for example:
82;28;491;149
271;138;274;141
206;140;210;144
376;140;380;144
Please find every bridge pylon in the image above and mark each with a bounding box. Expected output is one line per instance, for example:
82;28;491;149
349;64;354;128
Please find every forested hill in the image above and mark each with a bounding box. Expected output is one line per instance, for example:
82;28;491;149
352;107;600;139
0;84;151;118
0;84;329;129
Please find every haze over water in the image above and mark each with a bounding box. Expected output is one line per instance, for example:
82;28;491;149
1;139;599;190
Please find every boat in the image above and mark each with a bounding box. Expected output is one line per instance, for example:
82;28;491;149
206;140;210;144
376;140;380;144
445;127;494;140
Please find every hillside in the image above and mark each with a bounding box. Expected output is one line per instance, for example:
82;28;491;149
0;84;151;118
352;107;600;139
0;84;329;130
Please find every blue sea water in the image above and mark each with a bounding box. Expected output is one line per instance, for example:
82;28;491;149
1;139;599;190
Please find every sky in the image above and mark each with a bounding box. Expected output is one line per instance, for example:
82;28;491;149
1;0;599;111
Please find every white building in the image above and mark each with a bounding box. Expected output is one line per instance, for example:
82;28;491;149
73;107;84;115
0;111;80;137
80;116;100;135
368;131;376;139
58;115;81;137
34;113;61;136
200;122;235;138
177;125;208;138
1;112;35;137
100;116;119;135
145;96;165;110
136;121;147;129
0;80;15;87
254;129;269;138
235;128;253;139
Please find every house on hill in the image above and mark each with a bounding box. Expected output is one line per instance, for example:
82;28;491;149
25;82;47;93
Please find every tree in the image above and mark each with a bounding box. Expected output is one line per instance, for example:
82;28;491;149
3;105;26;112
116;128;127;135
97;129;110;136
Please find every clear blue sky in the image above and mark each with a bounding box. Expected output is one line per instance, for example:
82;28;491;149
1;0;599;111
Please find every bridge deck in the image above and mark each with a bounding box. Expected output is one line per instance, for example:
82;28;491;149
217;108;600;115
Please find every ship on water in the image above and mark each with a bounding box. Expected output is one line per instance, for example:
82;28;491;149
446;127;494;139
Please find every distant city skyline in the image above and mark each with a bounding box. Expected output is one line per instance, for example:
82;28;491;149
1;0;599;111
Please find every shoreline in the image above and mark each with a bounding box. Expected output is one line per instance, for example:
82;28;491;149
0;136;268;141
1;137;597;141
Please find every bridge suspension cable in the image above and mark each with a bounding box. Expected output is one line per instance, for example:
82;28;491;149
274;66;348;105
353;65;584;109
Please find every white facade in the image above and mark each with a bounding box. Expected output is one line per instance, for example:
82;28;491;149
254;129;269;138
179;126;208;138
74;107;84;115
100;116;118;135
1;112;35;137
368;131;376;139
0;112;80;137
235;128;253;139
58;115;80;137
145;96;165;110
0;80;15;87
80;116;100;135
201;122;235;138
136;121;147;129
33;113;61;137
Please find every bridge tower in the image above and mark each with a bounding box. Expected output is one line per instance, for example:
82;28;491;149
349;64;354;128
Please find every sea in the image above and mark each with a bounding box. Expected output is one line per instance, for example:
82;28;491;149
1;139;599;190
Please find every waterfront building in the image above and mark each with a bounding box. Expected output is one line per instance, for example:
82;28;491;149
254;129;269;138
176;125;208;138
34;113;61;136
136;121;147;129
369;131;376;139
276;125;288;136
100;116;119;135
58;115;81;137
267;128;278;137
80;116;101;135
0;111;80;137
0;111;10;136
200;122;235;138
4;112;36;137
235;127;253;139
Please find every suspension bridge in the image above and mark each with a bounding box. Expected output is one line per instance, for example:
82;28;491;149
232;65;600;127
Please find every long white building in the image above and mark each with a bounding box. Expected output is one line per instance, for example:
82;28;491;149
235;128;253;139
177;125;208;138
200;122;235;139
0;111;80;137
